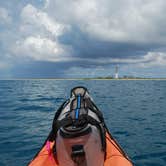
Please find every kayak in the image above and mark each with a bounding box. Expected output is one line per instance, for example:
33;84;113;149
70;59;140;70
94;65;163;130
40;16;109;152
28;87;133;166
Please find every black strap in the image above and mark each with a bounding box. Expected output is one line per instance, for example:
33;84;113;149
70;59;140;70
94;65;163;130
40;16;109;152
70;86;88;97
52;114;106;152
48;100;70;141
85;98;104;121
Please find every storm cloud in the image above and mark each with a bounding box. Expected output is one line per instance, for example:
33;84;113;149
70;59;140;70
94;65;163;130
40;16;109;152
0;0;166;78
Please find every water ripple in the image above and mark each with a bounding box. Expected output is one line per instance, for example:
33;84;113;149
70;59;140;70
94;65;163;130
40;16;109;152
0;80;166;166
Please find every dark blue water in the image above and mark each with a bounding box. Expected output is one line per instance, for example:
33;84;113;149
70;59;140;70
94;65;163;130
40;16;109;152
0;80;166;166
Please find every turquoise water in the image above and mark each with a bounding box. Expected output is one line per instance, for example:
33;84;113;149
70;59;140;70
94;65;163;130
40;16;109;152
0;80;166;166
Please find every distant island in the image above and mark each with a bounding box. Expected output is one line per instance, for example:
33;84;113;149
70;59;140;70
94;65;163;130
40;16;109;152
82;76;166;80
1;76;166;80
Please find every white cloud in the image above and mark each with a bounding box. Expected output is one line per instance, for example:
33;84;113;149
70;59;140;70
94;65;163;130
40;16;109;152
115;51;166;67
139;52;166;67
0;7;12;24
20;4;65;36
10;4;72;62
46;0;166;43
12;35;69;62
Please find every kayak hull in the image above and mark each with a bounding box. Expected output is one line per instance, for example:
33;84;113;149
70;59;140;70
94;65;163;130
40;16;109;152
28;132;132;166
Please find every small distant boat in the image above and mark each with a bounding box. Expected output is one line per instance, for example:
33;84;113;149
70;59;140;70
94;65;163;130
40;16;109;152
28;86;133;166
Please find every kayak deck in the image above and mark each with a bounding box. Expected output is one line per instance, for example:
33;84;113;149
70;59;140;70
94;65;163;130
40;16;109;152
28;132;133;166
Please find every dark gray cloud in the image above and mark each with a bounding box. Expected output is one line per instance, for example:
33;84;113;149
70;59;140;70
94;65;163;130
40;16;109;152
59;26;165;60
10;61;67;78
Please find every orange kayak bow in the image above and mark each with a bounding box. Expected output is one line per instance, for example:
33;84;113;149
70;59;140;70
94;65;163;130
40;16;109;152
28;87;133;166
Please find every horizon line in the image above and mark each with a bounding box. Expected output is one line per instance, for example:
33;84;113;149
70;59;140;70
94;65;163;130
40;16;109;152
0;77;166;80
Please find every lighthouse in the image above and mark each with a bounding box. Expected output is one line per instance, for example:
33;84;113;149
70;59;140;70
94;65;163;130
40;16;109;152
115;65;119;79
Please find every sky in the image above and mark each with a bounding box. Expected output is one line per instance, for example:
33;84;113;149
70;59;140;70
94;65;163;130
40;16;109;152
0;0;166;78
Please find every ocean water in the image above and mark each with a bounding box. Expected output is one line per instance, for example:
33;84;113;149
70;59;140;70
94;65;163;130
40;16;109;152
0;80;166;166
